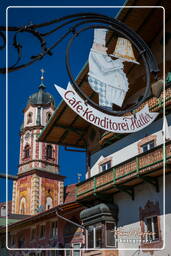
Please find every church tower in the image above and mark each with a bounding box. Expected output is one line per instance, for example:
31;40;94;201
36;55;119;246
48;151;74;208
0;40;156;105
12;70;64;215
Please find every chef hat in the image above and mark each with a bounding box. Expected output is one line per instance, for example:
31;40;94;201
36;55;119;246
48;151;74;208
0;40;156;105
110;37;140;64
93;29;108;46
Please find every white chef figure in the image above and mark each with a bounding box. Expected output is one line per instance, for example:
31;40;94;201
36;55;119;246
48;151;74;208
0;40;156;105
88;29;139;109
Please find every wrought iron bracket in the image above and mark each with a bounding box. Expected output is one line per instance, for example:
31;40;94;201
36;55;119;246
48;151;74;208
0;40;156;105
0;12;160;115
92;192;113;203
114;184;135;200
139;175;159;192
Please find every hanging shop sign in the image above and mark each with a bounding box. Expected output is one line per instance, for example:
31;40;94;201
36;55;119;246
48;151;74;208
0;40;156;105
55;82;158;133
54;18;160;133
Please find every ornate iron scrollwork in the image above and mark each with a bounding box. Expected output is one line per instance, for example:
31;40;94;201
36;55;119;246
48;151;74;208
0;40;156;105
0;13;159;115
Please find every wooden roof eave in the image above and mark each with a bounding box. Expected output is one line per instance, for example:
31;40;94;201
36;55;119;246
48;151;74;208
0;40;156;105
3;201;82;233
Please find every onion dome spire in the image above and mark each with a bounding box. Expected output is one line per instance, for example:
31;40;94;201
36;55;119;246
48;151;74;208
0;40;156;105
27;68;55;106
39;68;46;90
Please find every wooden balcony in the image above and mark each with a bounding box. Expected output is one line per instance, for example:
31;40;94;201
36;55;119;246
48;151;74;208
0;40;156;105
99;85;171;146
76;141;171;201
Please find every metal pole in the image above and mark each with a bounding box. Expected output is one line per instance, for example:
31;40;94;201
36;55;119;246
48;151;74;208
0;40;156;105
56;210;86;230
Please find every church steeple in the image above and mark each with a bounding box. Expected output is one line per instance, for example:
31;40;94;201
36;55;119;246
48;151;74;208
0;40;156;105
19;69;57;173
12;70;64;215
39;68;46;90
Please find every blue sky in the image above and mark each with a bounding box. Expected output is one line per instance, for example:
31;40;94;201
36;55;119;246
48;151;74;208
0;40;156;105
0;0;126;202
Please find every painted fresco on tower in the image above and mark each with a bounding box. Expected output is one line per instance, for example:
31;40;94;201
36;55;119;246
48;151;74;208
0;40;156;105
11;71;64;216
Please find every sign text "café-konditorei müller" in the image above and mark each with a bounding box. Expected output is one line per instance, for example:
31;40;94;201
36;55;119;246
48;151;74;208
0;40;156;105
55;83;158;134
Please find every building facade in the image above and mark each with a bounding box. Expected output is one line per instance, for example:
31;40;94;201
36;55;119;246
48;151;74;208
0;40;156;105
38;2;171;256
1;1;171;256
12;74;64;216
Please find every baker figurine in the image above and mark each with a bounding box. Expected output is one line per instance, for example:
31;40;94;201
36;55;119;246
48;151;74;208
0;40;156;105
88;29;139;109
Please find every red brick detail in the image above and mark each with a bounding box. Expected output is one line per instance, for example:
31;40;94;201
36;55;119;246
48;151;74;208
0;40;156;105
64;184;76;203
139;200;163;252
137;135;157;153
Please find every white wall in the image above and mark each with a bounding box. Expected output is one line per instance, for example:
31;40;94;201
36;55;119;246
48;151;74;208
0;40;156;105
89;115;171;178
114;175;171;255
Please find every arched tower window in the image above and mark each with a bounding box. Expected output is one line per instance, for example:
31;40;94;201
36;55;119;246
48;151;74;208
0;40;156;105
27;112;33;124
46;112;52;123
46;196;53;210
46;145;53;159
24;144;30;159
19;197;26;215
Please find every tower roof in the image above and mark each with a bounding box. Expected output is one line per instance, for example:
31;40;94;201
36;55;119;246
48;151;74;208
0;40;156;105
27;88;55;106
27;69;55;106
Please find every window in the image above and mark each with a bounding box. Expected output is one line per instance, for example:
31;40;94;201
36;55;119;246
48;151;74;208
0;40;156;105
1;205;6;216
100;161;111;172
72;243;81;256
40;225;45;238
27;112;33;124
51;221;58;238
31;228;36;241
51;251;58;256
106;223;116;247
46;196;53;210
9;234;15;247
144;216;159;243
46;112;52;122
46;145;53;159
19;197;26;215
18;236;25;248
24;144;30;159
87;224;103;248
64;244;71;256
141;140;155;153
40;252;46;256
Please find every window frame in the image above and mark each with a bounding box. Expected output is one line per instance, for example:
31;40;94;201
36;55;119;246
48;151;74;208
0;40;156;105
1;205;6;216
46;145;53;159
141;140;155;153
9;233;15;247
18;235;25;248
105;222;117;248
64;243;71;256
30;227;36;241
71;243;81;256
50;221;58;239
27;112;33;124
39;224;46;239
87;224;103;248
46;112;52;123
144;215;160;243
24;144;30;159
99;160;111;173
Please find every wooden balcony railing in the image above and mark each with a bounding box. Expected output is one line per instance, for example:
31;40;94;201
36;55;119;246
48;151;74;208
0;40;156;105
76;141;171;200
